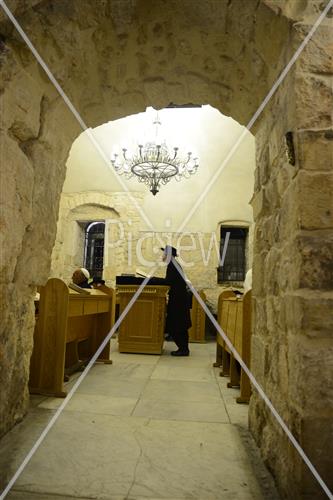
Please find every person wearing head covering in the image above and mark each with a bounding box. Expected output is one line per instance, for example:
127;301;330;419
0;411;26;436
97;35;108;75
71;268;92;289
161;245;191;356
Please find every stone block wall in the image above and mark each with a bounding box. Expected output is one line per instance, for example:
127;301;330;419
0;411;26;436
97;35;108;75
249;17;333;499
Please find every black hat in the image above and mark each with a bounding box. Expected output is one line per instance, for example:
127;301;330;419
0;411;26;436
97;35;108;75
161;245;178;257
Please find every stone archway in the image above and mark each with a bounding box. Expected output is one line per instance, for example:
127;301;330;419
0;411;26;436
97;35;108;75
1;1;332;498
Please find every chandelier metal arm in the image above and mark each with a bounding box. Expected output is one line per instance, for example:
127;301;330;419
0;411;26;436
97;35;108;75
172;147;178;160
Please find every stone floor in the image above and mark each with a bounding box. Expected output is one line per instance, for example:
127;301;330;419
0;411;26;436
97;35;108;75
1;340;280;500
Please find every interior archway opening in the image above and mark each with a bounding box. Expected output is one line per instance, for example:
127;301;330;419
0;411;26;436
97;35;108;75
54;104;255;305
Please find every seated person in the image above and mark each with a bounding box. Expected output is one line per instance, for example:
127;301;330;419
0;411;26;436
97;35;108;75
71;268;92;289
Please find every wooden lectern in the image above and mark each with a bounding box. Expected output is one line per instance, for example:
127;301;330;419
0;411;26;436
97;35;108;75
117;284;169;354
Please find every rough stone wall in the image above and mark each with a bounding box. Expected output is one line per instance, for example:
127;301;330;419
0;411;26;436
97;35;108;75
0;0;288;127
0;34;80;434
263;0;331;22
249;14;333;499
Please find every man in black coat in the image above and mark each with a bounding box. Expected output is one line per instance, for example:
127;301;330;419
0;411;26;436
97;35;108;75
161;246;192;356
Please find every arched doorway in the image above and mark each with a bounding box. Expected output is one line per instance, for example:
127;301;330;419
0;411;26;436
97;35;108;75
1;2;332;497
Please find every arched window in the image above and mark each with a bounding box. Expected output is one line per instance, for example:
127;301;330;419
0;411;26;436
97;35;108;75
83;221;105;279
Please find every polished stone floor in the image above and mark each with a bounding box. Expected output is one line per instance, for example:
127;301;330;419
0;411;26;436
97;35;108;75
1;340;280;500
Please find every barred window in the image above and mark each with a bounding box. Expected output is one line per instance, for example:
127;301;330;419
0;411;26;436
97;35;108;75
218;227;248;283
84;222;105;279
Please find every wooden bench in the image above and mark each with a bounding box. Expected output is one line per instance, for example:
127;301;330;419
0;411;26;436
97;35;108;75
213;289;252;404
213;290;237;369
189;290;206;343
29;278;115;397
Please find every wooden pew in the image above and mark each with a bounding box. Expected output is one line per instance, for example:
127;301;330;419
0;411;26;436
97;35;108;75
236;290;252;404
29;278;115;397
224;296;240;384
189;290;206;343
213;290;236;368
213;289;252;404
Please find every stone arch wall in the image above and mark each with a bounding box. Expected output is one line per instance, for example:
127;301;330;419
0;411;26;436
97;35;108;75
0;1;332;498
0;0;291;129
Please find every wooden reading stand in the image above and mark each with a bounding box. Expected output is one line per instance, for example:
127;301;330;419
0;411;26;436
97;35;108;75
116;280;169;355
29;278;115;397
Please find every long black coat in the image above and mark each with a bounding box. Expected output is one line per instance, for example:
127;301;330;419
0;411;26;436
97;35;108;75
164;260;192;333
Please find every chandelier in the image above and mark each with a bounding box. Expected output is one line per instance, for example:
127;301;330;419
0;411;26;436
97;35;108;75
110;110;199;196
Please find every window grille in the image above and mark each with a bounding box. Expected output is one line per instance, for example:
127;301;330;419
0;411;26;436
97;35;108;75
218;227;248;282
84;222;105;279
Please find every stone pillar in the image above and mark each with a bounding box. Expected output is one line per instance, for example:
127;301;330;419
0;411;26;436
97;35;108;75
0;41;77;436
249;18;333;500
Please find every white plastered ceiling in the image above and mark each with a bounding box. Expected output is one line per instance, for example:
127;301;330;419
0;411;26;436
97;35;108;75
63;105;255;232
